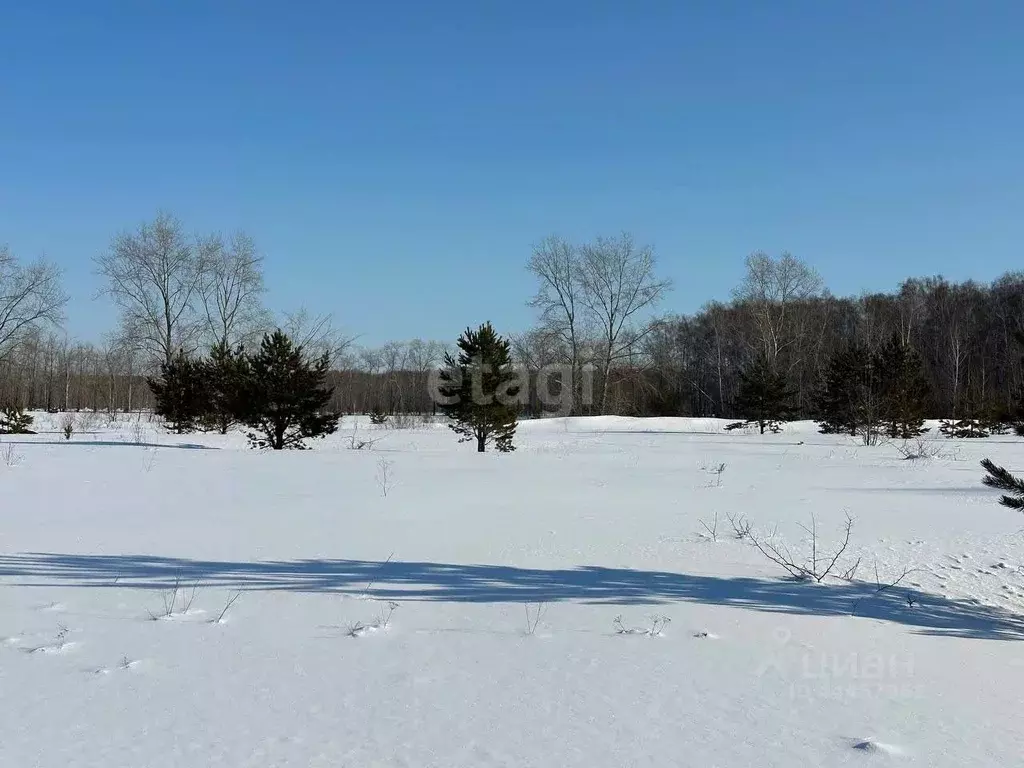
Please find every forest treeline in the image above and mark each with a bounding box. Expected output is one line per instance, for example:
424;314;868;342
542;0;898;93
1;217;1022;422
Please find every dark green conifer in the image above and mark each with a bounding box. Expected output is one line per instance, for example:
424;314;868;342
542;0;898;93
147;351;210;434
241;330;340;449
436;322;520;452
733;355;794;435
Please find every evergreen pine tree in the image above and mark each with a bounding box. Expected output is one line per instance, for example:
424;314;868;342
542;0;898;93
940;388;990;438
0;405;35;434
815;344;871;436
147;351;211;434
733;355;794;434
877;334;930;439
241;330;340;450
981;458;1024;510
369;405;388;426
436;322;520;452
203;341;249;434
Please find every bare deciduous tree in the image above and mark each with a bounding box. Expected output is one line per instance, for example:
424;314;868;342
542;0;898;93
578;233;671;413
0;245;67;364
198;231;273;349
281;307;357;368
95;213;206;367
527;235;588;414
732;251;823;369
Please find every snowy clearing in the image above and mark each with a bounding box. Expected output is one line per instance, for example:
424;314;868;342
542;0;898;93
2;414;1024;767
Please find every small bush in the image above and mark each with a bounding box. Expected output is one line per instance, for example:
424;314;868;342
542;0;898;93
369;407;388;426
60;413;75;441
389;412;429;430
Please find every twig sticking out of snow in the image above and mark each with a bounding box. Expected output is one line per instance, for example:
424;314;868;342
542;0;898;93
850;561;919;615
147;576;199;620
376;457;394;497
344;601;400;638
1;441;23;467
726;511;752;540
613;614;671;637
211;590;243;624
523;602;547;635
360;553;395;599
698;511;719;542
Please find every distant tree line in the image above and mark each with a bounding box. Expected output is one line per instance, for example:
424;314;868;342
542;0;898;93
4;215;1024;435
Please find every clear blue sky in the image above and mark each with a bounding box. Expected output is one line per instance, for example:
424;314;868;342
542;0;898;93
2;1;1022;346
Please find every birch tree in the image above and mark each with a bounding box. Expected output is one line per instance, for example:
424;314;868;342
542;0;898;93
527;235;588;414
198;231;272;349
732;251;823;370
578;233;671;413
0;245;67;364
95;213;206;368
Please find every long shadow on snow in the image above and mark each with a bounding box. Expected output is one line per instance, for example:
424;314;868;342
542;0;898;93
1;553;1021;640
2;440;215;450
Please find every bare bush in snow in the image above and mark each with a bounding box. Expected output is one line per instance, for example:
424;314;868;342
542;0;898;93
746;512;855;582
726;511;752;540
77;410;103;433
895;438;945;461
388;412;431;430
1;441;23;467
60;412;75;440
347;424;382;451
128;418;146;445
147;577;198;619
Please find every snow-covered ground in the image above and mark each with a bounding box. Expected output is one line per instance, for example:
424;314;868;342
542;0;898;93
2;413;1023;767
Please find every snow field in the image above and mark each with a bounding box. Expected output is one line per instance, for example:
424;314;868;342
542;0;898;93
1;415;1023;766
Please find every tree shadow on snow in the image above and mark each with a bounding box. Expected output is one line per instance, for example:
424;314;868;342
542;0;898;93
1;440;216;450
1;553;1022;640
827;486;995;495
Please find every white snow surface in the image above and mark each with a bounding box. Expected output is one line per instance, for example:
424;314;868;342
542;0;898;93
2;414;1024;767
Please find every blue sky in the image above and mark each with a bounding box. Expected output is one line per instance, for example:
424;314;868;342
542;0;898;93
2;1;1022;346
